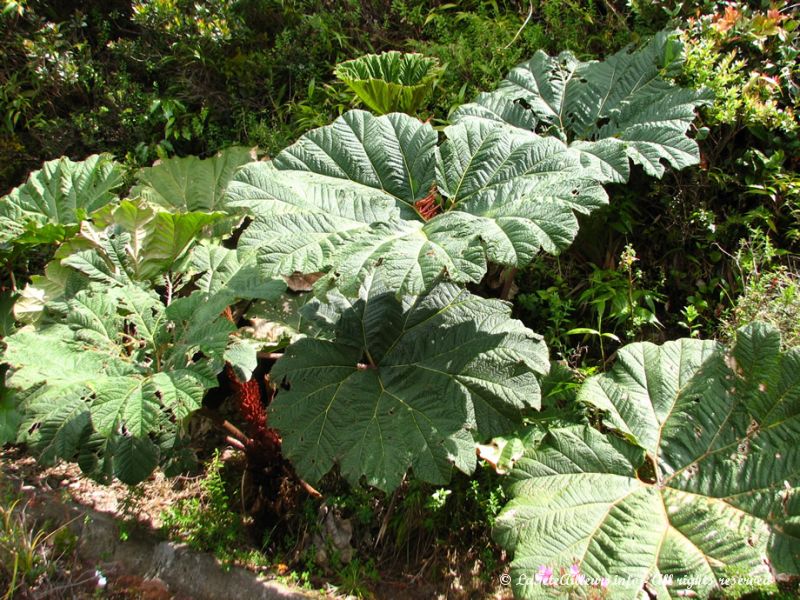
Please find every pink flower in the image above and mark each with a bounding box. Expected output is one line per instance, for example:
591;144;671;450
536;565;554;584
600;577;609;589
570;563;581;577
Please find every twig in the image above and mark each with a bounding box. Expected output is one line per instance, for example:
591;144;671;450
409;552;436;583
295;476;323;499
601;349;618;369
224;436;247;451
229;299;253;324
504;1;534;50
35;571;104;597
602;0;626;27
199;408;251;446
375;483;402;549
277;464;322;499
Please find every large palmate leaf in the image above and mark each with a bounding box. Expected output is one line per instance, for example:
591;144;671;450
133;146;254;213
270;109;437;209
270;273;549;492
2;285;250;484
495;322;800;599
230;110;606;296
435;119;607;263
0;154;123;245
335;51;441;115
453;31;710;182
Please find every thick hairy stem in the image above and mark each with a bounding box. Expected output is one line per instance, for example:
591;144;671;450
500;267;518;300
164;274;173;306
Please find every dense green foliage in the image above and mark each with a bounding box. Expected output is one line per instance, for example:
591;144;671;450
0;0;641;192
0;1;798;598
0;148;288;483
5;286;235;483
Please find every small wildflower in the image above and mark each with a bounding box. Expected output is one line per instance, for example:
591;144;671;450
95;569;107;588
619;244;638;272
766;8;785;23
536;565;554;584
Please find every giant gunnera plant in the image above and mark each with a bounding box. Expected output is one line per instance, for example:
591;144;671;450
2;31;794;599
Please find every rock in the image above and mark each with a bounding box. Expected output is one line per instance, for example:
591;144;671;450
311;503;355;568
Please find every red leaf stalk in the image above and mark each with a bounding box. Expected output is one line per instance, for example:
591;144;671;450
414;186;440;221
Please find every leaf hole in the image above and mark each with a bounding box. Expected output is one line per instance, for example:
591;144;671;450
514;98;532;111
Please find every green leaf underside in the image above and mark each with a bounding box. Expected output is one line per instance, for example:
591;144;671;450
242;292;330;352
0;290;16;337
0;154;123;245
63;201;224;283
230;110;607;296
453;31;711;183
334;51;440;115
270;274;549;492
496;323;800;599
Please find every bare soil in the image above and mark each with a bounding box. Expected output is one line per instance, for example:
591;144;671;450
1;445;512;599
